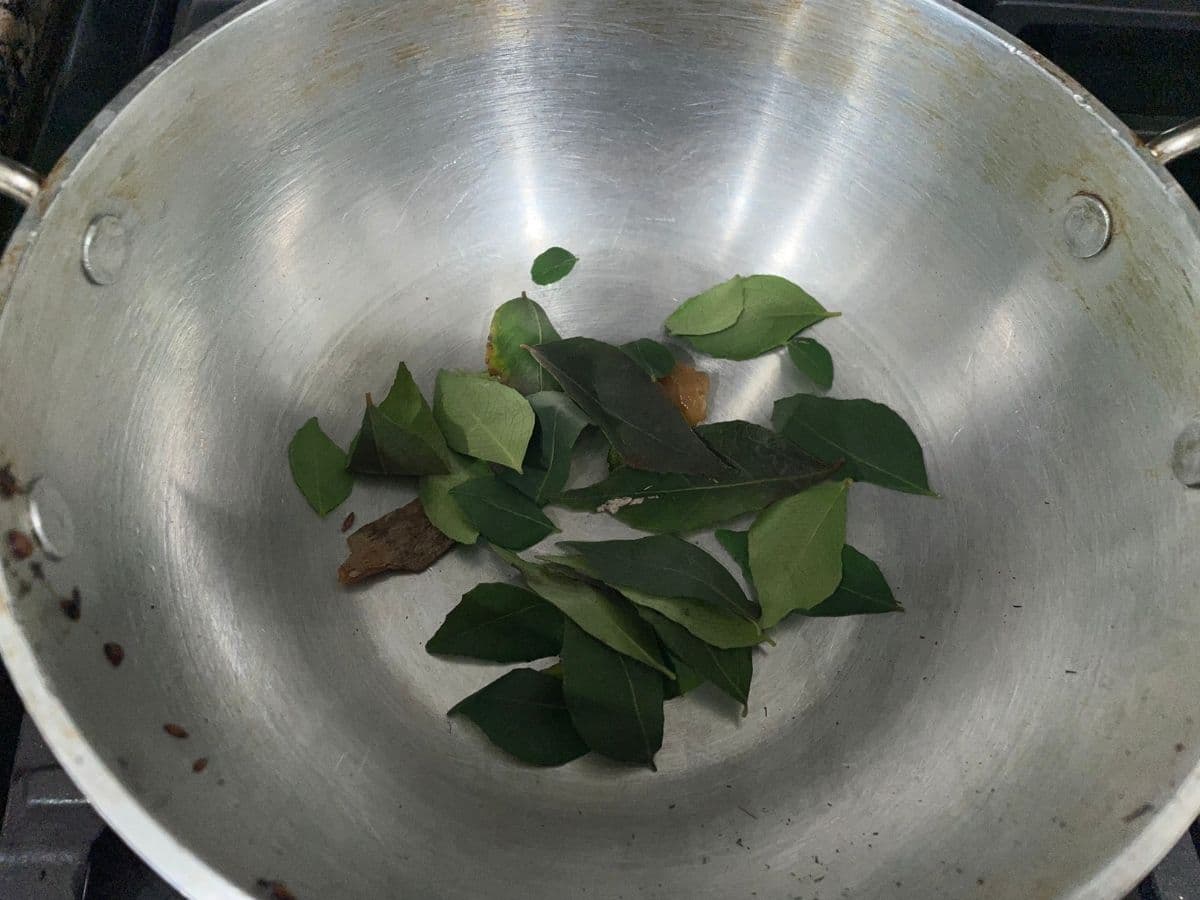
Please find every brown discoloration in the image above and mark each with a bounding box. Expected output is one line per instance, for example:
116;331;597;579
657;363;710;426
102;642;124;667
36;155;72;215
163;723;189;739
60;588;81;621
338;499;454;585
1121;802;1154;823
6;530;33;560
192;757;208;773
256;879;296;900
391;43;427;67
340;512;356;533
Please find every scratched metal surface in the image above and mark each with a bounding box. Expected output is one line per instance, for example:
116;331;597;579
0;0;1199;897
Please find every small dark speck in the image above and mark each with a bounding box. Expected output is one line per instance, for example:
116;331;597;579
5;529;33;560
737;805;758;820
814;876;825;883
16;580;29;597
192;757;208;773
341;512;356;533
977;879;985;886
1065;669;1078;674
38;869;46;881
814;856;820;865
0;464;21;497
255;880;296;900
1122;802;1154;823
60;589;81;621
702;856;708;865
919;635;926;639
1176;743;1186;753
955;867;964;875
163;723;188;739
668;803;676;809
103;643;124;667
29;561;43;580
216;778;226;786
1012;604;1022;608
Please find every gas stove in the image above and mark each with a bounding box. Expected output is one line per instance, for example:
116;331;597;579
0;0;1196;897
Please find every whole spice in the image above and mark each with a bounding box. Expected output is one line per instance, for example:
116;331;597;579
6;529;34;560
163;723;189;739
103;642;124;667
192;757;208;773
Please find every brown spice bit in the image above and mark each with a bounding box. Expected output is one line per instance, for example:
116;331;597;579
338;499;455;585
256;879;296;900
0;464;22;498
163;723;189;739
60;588;81;621
340;511;356;533
6;529;34;560
103;642;124;667
657;362;710;426
192;757;208;773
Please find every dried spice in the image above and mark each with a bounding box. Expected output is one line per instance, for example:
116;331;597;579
103;643;124;667
340;512;355;533
6;529;33;560
192;757;208;773
337;499;455;585
163;723;189;739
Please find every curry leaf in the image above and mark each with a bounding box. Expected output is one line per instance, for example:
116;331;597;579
808;546;903;616
288;418;353;516
620;339;675;379
418;452;491;544
786;337;834;390
750;480;850;627
715;528;751;581
561;620;664;768
486;295;562;394
640;608;752;713
530;246;578;285
773;394;935;496
527;338;727;477
500;392;589;504
347;363;451;476
433;371;534;471
681;275;837;360
427;582;563;661
558;420;838;532
558;535;759;622
666;654;705;697
450;478;557;550
664;275;746;336
492;548;673;677
449;669;588;766
542;552;762;649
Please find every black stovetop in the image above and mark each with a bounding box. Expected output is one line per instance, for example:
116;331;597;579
0;0;1196;897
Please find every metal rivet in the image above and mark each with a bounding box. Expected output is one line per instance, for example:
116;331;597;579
1173;422;1200;488
28;481;74;560
1063;194;1112;259
80;214;129;285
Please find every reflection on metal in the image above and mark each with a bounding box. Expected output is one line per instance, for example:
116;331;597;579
0;156;40;206
27;481;73;560
1063;193;1112;259
80;215;129;286
1148;117;1200;165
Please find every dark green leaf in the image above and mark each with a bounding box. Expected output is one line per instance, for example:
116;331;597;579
347;363;451;476
664;275;746;336
500;392;589;504
433;371;534;471
486;295;562;394
773;394;935;496
449;668;588;766
558;420;838;532
492;548;673;677
681;275;837;360
750;480;850;627
427;582;563;661
527;338;727;477
787;337;834;390
641;609;752;712
530;246;578;285
558;535;759;622
807;546;903;616
561;620;664;768
450;478;556;550
619;339;676;379
668;654;705;696
418;452;491;544
543;551;762;649
288;418;353;516
714;528;751;581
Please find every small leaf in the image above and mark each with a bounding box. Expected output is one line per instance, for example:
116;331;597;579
558;535;759;622
807;546;903;616
450;478;557;550
773;394;935;495
450;668;588;766
749;480;850;627
288;418;353;516
500;392;589;504
559;420;838;532
337;499;455;584
682;275;837;361
530;246;578;285
664;275;746;336
347;363;451;476
714;528;751;581
619;339;676;379
668;654;705;696
418;452;491;544
486;296;562;394
427;582;563;661
433;371;534;471
527;338;727;477
492;548;673;677
561;620;664;768
542;552;762;649
786;337;834;390
640;608;752;712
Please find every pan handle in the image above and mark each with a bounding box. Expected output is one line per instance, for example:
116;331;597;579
0;155;40;206
1147;117;1200;166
